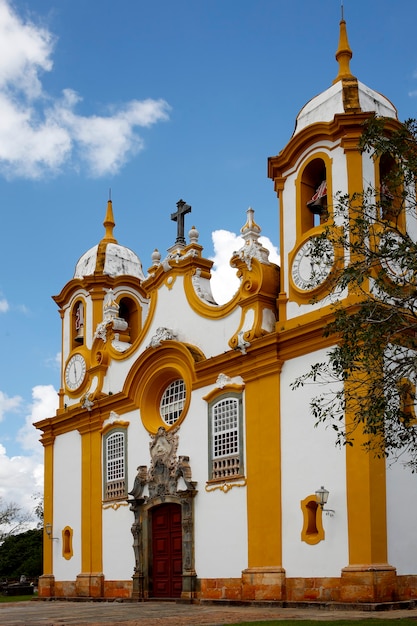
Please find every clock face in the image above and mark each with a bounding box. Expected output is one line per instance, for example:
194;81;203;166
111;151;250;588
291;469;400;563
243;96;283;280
65;353;87;391
380;231;413;285
291;237;334;292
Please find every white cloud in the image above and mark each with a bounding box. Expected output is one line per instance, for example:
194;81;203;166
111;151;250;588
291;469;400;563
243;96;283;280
0;1;170;179
210;229;280;304
17;384;58;452
0;384;58;518
0;0;53;98
0;390;22;422
0;296;9;312
0;445;43;516
50;90;170;177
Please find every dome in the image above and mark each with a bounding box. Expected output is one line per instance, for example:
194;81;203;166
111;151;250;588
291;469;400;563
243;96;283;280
74;242;145;280
73;200;145;281
294;80;397;136
294;18;398;136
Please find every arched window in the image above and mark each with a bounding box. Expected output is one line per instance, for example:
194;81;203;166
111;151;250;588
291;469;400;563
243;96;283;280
103;429;127;501
160;379;186;426
379;153;404;226
300;158;328;232
118;296;140;343
208;392;244;482
71;300;84;348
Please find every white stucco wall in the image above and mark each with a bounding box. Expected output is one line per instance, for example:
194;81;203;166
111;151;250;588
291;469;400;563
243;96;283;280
102;505;135;580
119;385;248;581
178;387;248;578
280;349;348;577
141;278;241;359
52;431;82;580
386;457;417;574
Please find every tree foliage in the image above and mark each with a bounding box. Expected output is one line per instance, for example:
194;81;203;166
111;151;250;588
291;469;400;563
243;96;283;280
0;528;42;579
0;498;32;542
292;117;417;470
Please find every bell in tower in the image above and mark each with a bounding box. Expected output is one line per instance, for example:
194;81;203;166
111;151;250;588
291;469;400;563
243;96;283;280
74;301;84;344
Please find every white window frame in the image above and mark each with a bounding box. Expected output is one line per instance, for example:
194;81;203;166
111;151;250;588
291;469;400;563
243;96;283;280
208;392;244;481
103;429;127;500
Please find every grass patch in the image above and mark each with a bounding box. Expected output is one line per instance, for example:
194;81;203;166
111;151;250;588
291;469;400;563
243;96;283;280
228;621;417;626
0;594;35;603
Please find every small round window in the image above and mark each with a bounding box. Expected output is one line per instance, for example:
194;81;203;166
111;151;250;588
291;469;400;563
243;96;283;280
160;379;186;425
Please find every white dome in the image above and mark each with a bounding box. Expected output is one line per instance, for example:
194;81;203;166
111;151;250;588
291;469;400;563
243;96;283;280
294;80;397;136
74;242;145;280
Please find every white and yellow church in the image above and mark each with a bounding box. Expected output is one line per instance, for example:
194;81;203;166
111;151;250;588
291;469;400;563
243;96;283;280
35;19;417;603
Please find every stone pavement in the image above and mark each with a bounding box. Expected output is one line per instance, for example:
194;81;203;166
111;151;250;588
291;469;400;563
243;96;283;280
1;600;417;626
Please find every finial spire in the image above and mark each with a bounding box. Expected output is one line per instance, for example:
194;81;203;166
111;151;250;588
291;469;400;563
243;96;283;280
102;198;117;243
333;13;354;84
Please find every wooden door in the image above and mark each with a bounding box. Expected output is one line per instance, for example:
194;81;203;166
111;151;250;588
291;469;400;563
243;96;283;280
151;503;182;597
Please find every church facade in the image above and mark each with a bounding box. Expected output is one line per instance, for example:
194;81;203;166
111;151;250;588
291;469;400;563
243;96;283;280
35;19;417;603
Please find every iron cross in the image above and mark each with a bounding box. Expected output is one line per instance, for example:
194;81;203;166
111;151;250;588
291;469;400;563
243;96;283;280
171;199;191;245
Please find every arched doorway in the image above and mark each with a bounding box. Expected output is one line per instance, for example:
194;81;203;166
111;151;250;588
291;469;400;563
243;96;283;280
129;428;197;600
151;503;182;597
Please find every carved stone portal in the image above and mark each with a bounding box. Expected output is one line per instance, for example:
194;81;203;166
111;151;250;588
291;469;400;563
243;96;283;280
128;427;197;600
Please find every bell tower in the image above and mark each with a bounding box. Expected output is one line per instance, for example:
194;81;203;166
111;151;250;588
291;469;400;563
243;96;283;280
268;16;398;327
269;17;403;602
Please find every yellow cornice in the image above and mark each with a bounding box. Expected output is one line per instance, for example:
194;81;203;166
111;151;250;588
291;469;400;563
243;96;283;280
53;274;148;309
195;333;282;388
96;288;157;363
184;271;241;318
277;310;336;361
268;112;375;184
202;383;245;403
143;251;213;292
101;420;130;436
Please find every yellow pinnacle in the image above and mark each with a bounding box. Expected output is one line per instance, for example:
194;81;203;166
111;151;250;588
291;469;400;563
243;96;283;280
333;19;354;84
102;199;117;243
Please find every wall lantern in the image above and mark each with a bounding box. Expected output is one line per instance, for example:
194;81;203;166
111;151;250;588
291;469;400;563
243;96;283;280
45;523;58;540
315;485;335;516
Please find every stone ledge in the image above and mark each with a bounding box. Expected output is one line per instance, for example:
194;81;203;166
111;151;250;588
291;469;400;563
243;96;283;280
34;596;417;612
198;598;417;612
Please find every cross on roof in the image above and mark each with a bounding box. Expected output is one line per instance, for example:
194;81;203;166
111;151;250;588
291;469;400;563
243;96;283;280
171;199;192;245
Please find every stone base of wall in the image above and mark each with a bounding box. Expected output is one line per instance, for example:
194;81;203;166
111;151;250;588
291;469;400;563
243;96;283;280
52;581;77;597
197;573;417;603
285;577;341;602
103;580;132;598
44;578;132;599
241;567;286;601
398;575;417;600
39;572;417;603
197;577;242;600
76;573;104;598
340;566;398;603
38;575;55;598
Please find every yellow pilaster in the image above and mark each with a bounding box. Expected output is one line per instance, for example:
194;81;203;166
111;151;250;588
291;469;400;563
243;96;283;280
242;365;285;600
342;131;369;291
43;438;54;575
340;129;397;602
38;428;55;597
77;423;104;597
341;371;397;601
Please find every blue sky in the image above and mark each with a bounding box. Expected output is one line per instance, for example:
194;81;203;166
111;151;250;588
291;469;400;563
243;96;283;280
1;0;416;519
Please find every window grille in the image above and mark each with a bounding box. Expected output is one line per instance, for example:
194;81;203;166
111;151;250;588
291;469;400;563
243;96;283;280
160;379;186;425
211;397;241;480
104;430;126;500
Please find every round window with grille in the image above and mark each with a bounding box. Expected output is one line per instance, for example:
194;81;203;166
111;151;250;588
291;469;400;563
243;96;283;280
159;379;186;425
